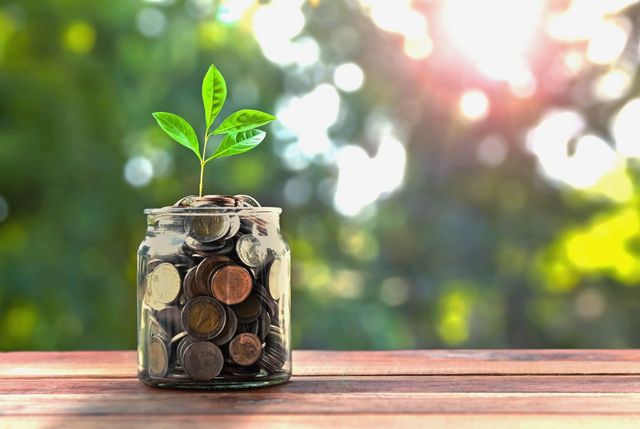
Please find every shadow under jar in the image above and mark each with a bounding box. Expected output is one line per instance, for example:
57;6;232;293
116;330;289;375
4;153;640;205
136;206;291;389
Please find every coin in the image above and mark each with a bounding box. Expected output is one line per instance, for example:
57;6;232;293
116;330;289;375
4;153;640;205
176;335;196;367
224;214;241;239
174;195;198;207
194;258;219;297
156;306;182;335
232;292;262;323
229;333;263;366
258;311;271;341
146;263;181;310
236;321;259;335
183;341;224;380
187;215;230;243
210;264;253;305
212;305;238;346
181;296;226;340
234;194;261;207
148;336;169;377
236;234;268;268
267;258;288;300
183;267;198;300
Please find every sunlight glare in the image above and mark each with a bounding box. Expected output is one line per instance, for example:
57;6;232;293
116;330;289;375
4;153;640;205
611;98;640;158
459;90;489;122
443;0;543;81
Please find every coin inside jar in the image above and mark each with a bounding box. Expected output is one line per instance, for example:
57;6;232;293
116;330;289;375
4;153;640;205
232;292;262;323
212;305;238;346
236;234;268;267
148;336;169;377
267;258;288;300
182;341;224;380
146;263;182;310
181;296;226;340
187;215;229;243
229;333;263;366
210;264;253;305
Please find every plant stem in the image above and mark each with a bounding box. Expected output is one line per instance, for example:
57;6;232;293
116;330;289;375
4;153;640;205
198;132;211;197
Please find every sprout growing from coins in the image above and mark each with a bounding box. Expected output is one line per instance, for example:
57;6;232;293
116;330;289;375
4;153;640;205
152;64;276;197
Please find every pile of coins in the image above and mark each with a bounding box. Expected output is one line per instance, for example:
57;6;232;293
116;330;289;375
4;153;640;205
143;195;288;382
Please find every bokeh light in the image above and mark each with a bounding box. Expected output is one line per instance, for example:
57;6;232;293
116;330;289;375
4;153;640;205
333;63;365;93
459;90;489;122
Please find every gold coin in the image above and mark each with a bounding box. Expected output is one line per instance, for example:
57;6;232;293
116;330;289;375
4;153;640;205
181;296;226;340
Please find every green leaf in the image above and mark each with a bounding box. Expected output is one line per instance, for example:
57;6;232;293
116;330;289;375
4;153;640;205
152;112;201;160
212;109;275;135
206;129;266;162
202;64;227;131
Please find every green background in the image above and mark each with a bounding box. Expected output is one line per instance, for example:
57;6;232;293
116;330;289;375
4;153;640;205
1;0;640;350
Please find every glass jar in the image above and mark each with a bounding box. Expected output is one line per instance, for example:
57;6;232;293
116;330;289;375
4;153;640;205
136;206;291;389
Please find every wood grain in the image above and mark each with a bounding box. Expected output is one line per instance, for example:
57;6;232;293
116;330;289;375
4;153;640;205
2;350;640;428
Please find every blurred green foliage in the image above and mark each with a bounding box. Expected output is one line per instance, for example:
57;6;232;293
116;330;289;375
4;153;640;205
1;0;640;351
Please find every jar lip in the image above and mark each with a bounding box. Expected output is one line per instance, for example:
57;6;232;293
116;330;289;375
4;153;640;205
144;206;282;216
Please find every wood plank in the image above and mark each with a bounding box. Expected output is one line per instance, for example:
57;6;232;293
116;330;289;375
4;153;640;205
3;350;640;378
2;415;640;429
0;377;640;416
4;390;640;415
3;375;640;395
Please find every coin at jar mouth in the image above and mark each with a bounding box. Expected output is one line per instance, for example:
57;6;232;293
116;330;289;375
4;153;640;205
233;194;261;207
232;292;262;323
174;195;199;207
182;341;224;380
229;333;263;366
181;296;227;340
210;264;253;305
197;195;238;207
267;258;288;301
146;263;182;310
236;234;268;268
148;336;169;377
186;215;230;243
212;305;238;346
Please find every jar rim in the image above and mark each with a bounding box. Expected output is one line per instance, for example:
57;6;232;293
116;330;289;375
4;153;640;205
144;206;282;216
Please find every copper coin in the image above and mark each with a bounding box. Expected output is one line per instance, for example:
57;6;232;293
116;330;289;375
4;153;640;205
229;333;263;366
194;258;219;297
181;296;226;340
183;341;224;380
232;292;262;323
210;264;253;305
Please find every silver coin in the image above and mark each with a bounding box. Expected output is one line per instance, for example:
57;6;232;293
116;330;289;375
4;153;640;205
183;341;224;381
267;258;288;300
146;263;181;310
148;336;169;377
224;214;241;239
236;234;268;268
212;306;238;346
176;335;196;367
233;194;261;207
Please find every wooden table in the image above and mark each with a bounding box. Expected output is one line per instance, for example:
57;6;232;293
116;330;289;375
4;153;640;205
2;350;640;428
